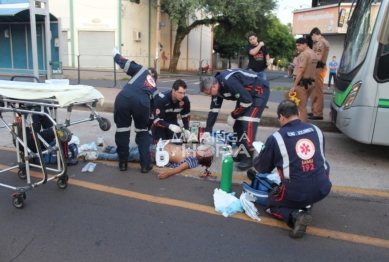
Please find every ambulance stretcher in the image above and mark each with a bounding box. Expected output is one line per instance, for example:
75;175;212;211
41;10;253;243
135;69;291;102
0;79;111;208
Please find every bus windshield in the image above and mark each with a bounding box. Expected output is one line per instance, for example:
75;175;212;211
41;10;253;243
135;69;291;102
338;0;381;74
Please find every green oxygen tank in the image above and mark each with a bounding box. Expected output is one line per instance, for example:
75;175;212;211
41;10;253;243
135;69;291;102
220;146;234;193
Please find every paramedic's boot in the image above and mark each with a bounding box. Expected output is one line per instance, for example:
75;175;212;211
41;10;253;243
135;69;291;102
237;150;254;171
247;169;257;181
141;164;153;173
119;159;127;171
289;210;313;238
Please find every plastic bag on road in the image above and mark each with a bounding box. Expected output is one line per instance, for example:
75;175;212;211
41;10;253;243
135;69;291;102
79;141;98;153
82;162;97;172
68;135;80;145
213;188;243;218
240;192;261;221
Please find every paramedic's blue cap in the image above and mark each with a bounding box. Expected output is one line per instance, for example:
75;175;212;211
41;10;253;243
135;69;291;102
296;38;308;44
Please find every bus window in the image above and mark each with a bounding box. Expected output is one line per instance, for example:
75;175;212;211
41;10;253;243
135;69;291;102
384;43;389;55
376;43;389;81
339;0;381;74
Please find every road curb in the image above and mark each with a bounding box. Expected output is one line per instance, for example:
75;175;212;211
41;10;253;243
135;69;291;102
76;101;340;133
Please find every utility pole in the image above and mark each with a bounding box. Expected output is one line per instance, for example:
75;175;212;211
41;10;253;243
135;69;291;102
155;0;161;74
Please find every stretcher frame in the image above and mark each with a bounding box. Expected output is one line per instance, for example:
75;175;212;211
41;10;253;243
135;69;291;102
0;95;111;208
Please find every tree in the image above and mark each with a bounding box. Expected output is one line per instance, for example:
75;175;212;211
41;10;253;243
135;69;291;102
261;15;296;61
213;25;247;69
213;14;296;68
161;0;277;72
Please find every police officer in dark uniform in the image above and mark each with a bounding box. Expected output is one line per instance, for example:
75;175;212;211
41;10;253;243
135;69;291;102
253;100;332;238
152;79;191;142
112;48;157;173
200;69;270;170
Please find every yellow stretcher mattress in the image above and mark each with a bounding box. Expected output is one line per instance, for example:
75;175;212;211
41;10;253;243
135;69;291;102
0;80;105;107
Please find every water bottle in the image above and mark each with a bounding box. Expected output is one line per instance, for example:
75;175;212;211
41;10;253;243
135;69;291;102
220;146;234;193
155;148;169;167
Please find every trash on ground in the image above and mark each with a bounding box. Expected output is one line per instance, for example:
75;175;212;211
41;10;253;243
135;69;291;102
82;162;97;172
240;192;261;221
79;141;97;152
213;188;243;218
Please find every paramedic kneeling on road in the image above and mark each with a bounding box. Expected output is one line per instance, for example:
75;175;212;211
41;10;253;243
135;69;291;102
112;48;158;173
253;100;332;238
200;69;270;170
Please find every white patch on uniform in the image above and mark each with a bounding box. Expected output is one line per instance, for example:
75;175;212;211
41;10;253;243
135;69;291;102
300;56;305;62
147;75;156;87
295;138;315;160
179;101;184;106
318;43;323;48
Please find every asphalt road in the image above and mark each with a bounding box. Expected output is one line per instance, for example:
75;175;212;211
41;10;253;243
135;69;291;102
0;110;388;261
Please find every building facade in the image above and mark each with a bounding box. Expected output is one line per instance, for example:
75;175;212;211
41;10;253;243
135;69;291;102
49;0;213;71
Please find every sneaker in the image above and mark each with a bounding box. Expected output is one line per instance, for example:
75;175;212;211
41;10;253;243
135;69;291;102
77;152;88;160
85;152;97;161
77;152;97;161
290;210;313;238
97;137;104;146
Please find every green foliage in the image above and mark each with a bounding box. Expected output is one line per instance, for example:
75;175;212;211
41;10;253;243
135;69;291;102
260;14;296;61
279;58;288;68
213;13;296;66
160;0;278;71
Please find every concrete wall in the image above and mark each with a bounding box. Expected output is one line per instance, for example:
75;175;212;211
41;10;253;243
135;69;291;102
323;35;345;85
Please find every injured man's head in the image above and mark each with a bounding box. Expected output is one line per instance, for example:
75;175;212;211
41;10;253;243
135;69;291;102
196;144;215;167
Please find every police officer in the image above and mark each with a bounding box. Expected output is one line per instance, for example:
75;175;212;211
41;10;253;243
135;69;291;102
309;27;330;120
152;79;191;142
200;69;270;170
253;100;332;238
112;48;157;173
292;52;300;79
288;38;318;122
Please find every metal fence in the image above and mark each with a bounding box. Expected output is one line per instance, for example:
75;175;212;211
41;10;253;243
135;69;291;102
1;53;282;84
60;54;216;86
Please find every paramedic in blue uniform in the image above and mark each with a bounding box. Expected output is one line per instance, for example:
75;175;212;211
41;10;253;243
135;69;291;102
112;47;158;173
152;79;191;142
253;100;332;238
199;69;270;170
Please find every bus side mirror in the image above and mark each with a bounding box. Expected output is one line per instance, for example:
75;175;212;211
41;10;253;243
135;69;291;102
338;8;346;27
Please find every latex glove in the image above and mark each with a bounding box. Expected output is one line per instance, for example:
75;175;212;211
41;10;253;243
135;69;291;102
227;115;236;126
200;132;211;142
184;129;191;139
169;124;181;133
112;47;119;58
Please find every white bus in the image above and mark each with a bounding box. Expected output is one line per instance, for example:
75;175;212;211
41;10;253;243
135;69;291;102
332;0;389;145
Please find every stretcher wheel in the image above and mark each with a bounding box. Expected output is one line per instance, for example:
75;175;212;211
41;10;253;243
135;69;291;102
99;117;111;131
57;127;73;143
12;193;26;209
18;169;27;179
57;175;69;189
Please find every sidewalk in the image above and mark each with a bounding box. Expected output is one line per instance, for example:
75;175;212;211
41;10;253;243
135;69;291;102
90;86;338;133
0;69;338;132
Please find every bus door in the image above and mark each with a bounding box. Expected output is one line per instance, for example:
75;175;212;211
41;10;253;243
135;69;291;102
372;37;389;145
